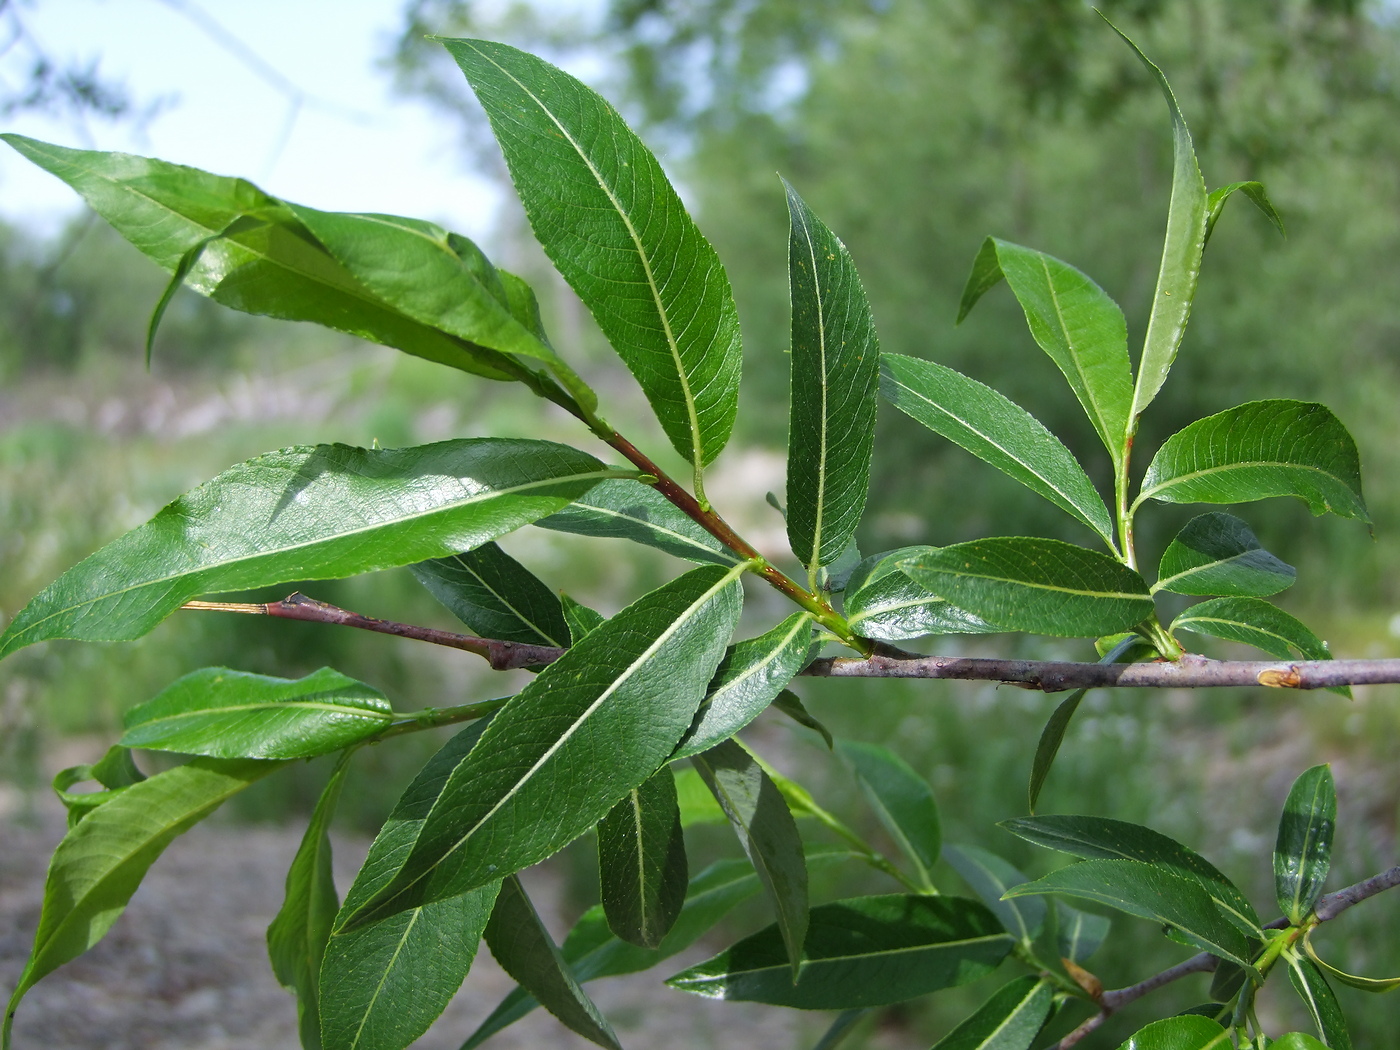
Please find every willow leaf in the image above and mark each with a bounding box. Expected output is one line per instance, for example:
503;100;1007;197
597;767;687;949
535;478;740;566
1154;512;1295;597
843;546;998;641
1275;765;1336;924
411;543;570;647
928;976;1055;1050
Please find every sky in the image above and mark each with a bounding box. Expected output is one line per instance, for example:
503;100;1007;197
0;0;600;242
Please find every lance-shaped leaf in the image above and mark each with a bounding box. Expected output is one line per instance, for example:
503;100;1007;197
0;438;613;660
839;741;941;892
1275;765;1336;924
1136;401;1368;522
1004;859;1255;969
1286;951;1353;1050
783;180;880;574
1302;932;1400;993
928;975;1055;1050
1154;512;1295;597
880;355;1116;548
444;38;743;479
771;690;834;750
411;543;570;647
1205;181;1285;246
0;135;522;383
1057;902;1111;963
844;547;999;641
4;757;283;1034
561;594;607;643
691;739;808;979
955;238;1133;469
119;666;392;760
339;565;744;929
672;613;816;760
1109;21;1209;428
485;876;621;1050
597;766;687;949
1171;597;1348;698
667;894;1013;1008
899;538;1152;638
942;844;1045;945
267;751;353;1050
535;478;739;566
1115;1016;1230;1050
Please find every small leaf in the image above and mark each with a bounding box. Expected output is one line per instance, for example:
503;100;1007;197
1273;1036;1330;1050
1209;960;1248;1003
667;894;1013;1008
691;739;809;979
1057;902;1111;963
1137;401;1368;522
1114;1016;1230;1050
51;747;146;827
1286;950;1353;1050
844;546;999;641
597;766;687;949
771;690;834;750
1171;597;1348;698
1205;181;1285;246
119;667;392;760
411;543;570;647
838;741;941;891
899;538;1153;638
1154;512;1296;597
535;478;740;566
880;354;1116;547
941;844;1045;944
674;766;727;827
560;593;607;643
928;975;1055;1050
485;876;621;1050
1302;931;1400;993
1275;765;1336;924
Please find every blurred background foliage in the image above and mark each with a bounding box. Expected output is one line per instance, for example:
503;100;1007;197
2;1;1399;1044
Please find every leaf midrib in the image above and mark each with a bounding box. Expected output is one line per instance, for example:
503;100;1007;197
706;615;813;707
683;930;1011;981
544;500;737;564
1138;459;1350;507
127;700;393;732
1037;254;1122;466
793;202;831;577
917;565;1146;603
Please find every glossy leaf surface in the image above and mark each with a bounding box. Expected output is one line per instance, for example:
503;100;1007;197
843;547;998;641
561;593;607;642
899;539;1152;638
942;844;1045;944
1171;597;1347;698
0;439;611;660
1275;765;1336;923
597;767;687;949
839;741;941;891
1302;933;1400;993
1115;1016;1230;1050
1154;512;1295;597
535;478;740;566
1286;952;1353;1050
928;975;1055;1050
411;543;569;646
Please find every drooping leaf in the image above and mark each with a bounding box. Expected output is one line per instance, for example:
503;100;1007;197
1137;401;1368;522
941;844;1045;945
672;613;816;760
1154;512;1296;597
838;741;941;892
411;543;570;647
667;894;1013;1008
535;479;740;566
783;180;880;575
119;667;392;760
1302;932;1400;993
928;975;1055;1050
899;539;1153;638
843;546;999;641
1114;1016;1230;1050
51;747;146;828
0;438;615;660
1171;597;1348;698
1275;765;1336;924
485;876;621;1050
691;739;809;979
1204;181;1285;246
1286;951;1353;1050
597;766;687;949
339;565;744;929
879;354;1116;548
443;38;743;481
771;690;834;750
1057;901;1111;963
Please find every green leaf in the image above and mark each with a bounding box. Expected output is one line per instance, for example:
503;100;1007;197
672;613;816;760
0;438;614;660
1154;512;1296;597
267;751;353;1050
1275;765;1336;924
674;766;727;827
51;747;146;828
667;894;1013;1008
597;767;687;949
771;690;834;750
812;1010;868;1050
535;479;740;566
1302;932;1400;993
1286;950;1353;1050
443;38;743;482
783;180;880;574
1004;859;1255;969
485;875;621;1050
1000;814;1260;935
1114;1016;1231;1050
411;543;570;647
843;547;999;641
691;739;809;979
560;593;607;643
1058;902;1111;963
838;741;941;892
1171;597;1348;698
4;757;282;1034
880;354;1116;547
941;844;1045;945
1136;401;1368;522
1205;181;1285;246
339;564;744;929
952;238;1133;469
1273;1036;1330;1050
928;975;1055;1050
899;538;1153;638
119;667;392;760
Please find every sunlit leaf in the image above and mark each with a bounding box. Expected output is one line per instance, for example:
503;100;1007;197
928;975;1055;1050
1171;597;1348;698
1154;512;1295;597
597;766;687;949
535;479;740;566
1275;765;1336;924
1114;1015;1230;1050
843;547;998;641
51;747;146;828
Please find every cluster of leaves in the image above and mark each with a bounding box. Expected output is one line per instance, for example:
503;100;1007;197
0;21;1384;1050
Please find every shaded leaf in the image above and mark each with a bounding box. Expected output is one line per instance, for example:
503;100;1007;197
674;766;727;827
1302;932;1400;993
1154;512;1295;597
1114;1016;1230;1050
843;547;998;641
1171;597;1348;698
812;1010;868;1050
51;747;146;828
771;690;834;750
1057;901;1111;964
411;543;569;647
928;975;1055;1050
942;844;1044;944
535;479;739;566
1205;181;1285;246
597;767;687;949
838;741;941;891
1275;765;1336;924
561;593;607;643
1286;951;1353;1050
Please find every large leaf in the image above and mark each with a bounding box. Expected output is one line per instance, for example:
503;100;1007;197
941;844;1045;945
535;478;740;566
928;975;1055;1050
1275;765;1336;924
119;666;392;760
783;180;880;574
1137;401;1368;522
839;741;941;892
1115;1016;1230;1050
1170;597;1348;698
899;538;1153;638
4;757;282;1035
1154;512;1295;597
0;438;613;660
411;543;570;647
339;565;744;929
880;354;1115;547
667;894;1013;1008
672;612;815;760
691;739;809;978
597;766;687;949
1286;951;1353;1050
843;547;999;641
444;38;743;479
956;238;1133;469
